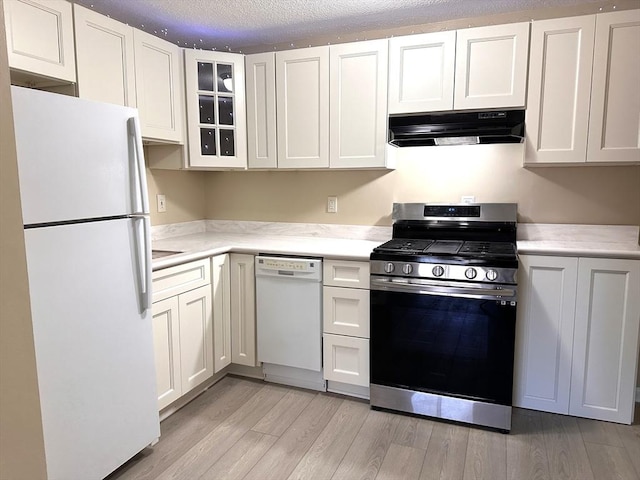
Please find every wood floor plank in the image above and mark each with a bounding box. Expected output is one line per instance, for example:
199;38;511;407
541;413;595;480
420;422;469;480
199;430;277;480
578;417;624;447
392;415;434;450
287;399;369;480
506;411;550;480
108;376;262;480
154;383;288;480
463;428;507;480
375;443;426;480
243;393;343;480
584;442;639;480
616;424;640;477
252;388;315;436
331;408;401;480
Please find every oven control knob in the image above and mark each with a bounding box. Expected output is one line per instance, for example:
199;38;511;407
384;262;395;273
402;264;413;275
486;269;498;281
432;265;445;277
465;267;477;279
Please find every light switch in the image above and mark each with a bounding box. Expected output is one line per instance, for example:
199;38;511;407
157;194;167;213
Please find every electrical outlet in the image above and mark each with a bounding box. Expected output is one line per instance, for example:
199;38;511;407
327;196;338;213
157;194;167;213
461;196;476;204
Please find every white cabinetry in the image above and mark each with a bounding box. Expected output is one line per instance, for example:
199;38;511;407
151;259;213;411
525;10;640;165
212;254;231;373
184;49;246;168
246;52;277;168
322;260;370;397
514;255;640;424
230;254;258;366
3;0;76;83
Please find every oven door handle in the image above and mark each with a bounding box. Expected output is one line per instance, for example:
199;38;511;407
370;277;516;301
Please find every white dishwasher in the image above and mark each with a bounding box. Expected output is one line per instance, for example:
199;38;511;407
255;255;326;391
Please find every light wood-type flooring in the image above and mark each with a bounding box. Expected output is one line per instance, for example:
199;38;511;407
108;375;640;480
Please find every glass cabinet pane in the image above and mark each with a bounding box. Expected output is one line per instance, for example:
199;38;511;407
198;62;214;91
199;95;215;124
218;96;234;125
200;128;216;155
217;63;233;92
219;129;235;156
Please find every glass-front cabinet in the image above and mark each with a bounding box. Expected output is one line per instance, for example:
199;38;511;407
184;50;247;169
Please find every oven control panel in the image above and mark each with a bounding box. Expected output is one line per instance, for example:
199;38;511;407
370;260;517;285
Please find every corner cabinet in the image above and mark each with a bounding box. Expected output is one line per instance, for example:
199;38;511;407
184;49;247;169
3;0;76;84
514;254;640;424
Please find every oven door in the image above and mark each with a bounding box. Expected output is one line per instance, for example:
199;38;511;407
370;276;517;406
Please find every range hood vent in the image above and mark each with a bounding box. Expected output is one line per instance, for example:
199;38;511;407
388;110;525;147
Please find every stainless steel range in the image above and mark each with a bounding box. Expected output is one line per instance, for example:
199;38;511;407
369;203;518;432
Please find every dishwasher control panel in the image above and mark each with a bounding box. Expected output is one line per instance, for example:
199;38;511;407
259;257;311;271
256;256;322;278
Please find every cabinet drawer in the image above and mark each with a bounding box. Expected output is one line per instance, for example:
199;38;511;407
323;286;369;338
323;334;369;387
323;260;370;288
152;259;210;303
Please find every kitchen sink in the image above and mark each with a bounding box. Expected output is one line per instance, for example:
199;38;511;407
151;249;183;259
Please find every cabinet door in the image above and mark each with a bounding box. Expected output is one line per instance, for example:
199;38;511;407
74;4;136;106
152;296;181;410
276;46;329;168
178;284;213;394
230;254;257;366
388;31;456;113
323;333;369;387
323;286;370;338
3;0;76;82
212;254;231;373
587;9;640;164
246;52;277;168
329;40;388;168
133;29;184;143
525;16;595;165
513;255;578;414
570;258;640;424
454;22;529;110
184;49;247;169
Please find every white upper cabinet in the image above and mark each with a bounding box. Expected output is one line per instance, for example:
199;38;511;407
329;40;388;168
276;46;330;168
74;4;136;107
133;29;185;144
525;15;596;165
246;52;277;168
388;31;456;113
587;9;640;164
454;22;530;110
3;0;76;83
184;49;247;169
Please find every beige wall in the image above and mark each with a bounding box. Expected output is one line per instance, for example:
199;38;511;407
146;164;206;225
204;145;640;227
0;2;48;478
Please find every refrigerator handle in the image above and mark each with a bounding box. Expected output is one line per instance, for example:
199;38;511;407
131;213;152;311
127;116;150;215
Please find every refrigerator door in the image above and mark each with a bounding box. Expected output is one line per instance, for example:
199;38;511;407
24;218;159;480
11;86;147;224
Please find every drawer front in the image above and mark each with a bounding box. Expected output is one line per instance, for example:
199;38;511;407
323;286;370;338
152;259;210;303
323;333;369;387
323;260;370;289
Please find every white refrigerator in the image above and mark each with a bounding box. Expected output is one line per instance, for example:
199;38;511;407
11;86;160;480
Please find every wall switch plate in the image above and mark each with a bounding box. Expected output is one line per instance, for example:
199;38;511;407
461;196;476;204
157;194;167;213
327;196;338;213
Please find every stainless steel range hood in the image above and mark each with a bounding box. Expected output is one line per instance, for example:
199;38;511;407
388;110;525;147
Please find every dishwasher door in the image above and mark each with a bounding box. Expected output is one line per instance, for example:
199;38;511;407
255;256;322;372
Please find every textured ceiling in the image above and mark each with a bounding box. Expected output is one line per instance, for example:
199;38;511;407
72;0;609;52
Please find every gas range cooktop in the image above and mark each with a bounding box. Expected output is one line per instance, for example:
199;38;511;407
373;239;516;259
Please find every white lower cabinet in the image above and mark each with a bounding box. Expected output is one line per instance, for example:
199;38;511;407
322;260;370;396
151;259;213;411
515;254;640;424
230;254;258;367
212;254;231;373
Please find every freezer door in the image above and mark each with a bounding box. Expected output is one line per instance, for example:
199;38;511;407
11;86;147;224
24;218;159;480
